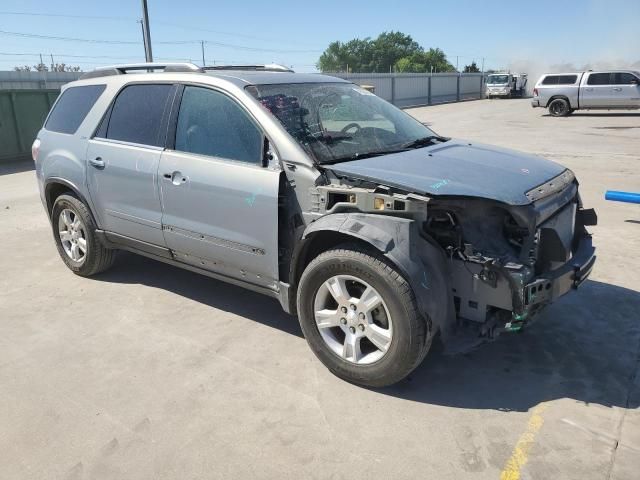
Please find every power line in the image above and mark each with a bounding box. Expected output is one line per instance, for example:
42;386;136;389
0;11;320;47
0;29;190;45
0;29;322;52
0;11;133;21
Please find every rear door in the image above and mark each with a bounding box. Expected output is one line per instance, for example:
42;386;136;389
158;85;281;289
611;72;640;107
581;72;614;107
87;83;175;246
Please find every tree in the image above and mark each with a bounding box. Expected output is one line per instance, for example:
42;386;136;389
371;31;422;72
463;61;480;73
317;31;451;73
14;63;82;72
51;63;82;72
394;48;455;73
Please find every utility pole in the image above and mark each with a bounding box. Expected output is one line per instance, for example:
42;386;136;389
50;54;55;71
140;0;153;62
138;20;148;61
201;41;206;66
481;57;485;74
456;56;459;72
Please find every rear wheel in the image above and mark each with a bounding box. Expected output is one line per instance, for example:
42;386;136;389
52;194;115;276
548;98;571;117
297;245;432;387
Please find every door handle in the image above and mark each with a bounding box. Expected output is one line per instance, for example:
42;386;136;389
89;157;105;169
584;88;594;91
613;87;622;91
163;171;187;186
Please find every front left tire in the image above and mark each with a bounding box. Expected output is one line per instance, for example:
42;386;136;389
297;244;433;387
51;194;115;276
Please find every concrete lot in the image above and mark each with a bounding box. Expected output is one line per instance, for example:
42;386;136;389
1;99;639;479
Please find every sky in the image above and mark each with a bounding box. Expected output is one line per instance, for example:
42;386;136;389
1;0;639;73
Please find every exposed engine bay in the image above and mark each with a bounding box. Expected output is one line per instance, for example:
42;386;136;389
309;170;597;337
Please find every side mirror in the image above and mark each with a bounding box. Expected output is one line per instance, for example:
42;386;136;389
631;79;640;85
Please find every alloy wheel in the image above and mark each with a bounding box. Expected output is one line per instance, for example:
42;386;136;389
58;208;87;262
313;274;393;365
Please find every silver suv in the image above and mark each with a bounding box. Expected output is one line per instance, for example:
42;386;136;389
34;63;597;386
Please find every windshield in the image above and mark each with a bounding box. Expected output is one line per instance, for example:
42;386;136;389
487;75;509;84
246;82;440;164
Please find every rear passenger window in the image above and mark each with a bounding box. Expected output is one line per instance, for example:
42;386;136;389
587;73;611;85
174;86;263;164
612;73;638;84
104;84;173;146
45;85;106;134
558;75;577;84
541;75;577;85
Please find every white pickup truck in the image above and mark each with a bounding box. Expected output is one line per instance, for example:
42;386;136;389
531;70;640;116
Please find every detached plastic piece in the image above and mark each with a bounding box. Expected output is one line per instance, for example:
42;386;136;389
605;190;640;205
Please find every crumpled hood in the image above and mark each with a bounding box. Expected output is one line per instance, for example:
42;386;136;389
327;139;567;205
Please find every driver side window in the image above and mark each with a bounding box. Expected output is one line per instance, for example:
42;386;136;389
175;86;263;164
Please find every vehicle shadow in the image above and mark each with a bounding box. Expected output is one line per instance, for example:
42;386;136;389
382;279;640;411
0;158;34;175
93;251;303;338
543;112;640;118
93;253;640;412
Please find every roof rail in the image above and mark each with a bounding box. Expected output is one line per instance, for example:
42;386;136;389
80;62;203;80
204;63;294;73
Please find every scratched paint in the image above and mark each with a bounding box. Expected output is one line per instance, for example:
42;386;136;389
245;187;263;207
430;179;450;189
500;403;549;480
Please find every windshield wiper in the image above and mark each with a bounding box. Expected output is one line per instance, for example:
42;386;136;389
320;149;407;165
318;136;450;165
400;135;449;149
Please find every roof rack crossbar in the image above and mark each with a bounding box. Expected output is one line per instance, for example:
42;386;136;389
80;62;203;80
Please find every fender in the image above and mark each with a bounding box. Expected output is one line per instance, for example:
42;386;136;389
300;213;457;336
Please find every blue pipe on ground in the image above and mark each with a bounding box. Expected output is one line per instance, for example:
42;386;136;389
605;191;640;204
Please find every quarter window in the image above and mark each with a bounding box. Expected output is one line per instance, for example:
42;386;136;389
174;86;262;164
587;73;612;85
103;84;173;146
45;85;106;134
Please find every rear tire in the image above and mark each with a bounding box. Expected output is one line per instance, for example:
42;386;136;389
548;98;571;117
297;244;432;387
51;194;115;276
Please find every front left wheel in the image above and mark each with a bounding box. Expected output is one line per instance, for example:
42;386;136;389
297;245;432;387
51;194;115;276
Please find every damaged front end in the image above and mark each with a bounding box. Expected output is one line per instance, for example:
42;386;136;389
310;168;597;339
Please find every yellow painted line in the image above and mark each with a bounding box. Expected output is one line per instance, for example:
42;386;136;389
500;403;549;480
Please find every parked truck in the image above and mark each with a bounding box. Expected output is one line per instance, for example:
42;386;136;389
485;73;527;98
532;70;640;116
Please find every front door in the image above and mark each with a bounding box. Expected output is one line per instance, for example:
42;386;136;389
611;72;640;107
581;72;614;108
159;85;281;289
86;83;175;246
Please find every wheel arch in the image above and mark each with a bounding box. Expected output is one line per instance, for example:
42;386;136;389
289;213;456;335
44;178;98;226
546;95;572;109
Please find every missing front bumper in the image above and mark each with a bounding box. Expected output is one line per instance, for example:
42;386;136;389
526;234;595;305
